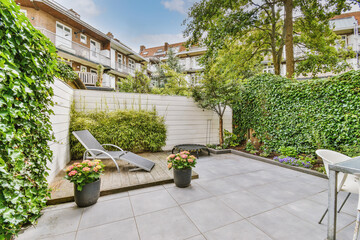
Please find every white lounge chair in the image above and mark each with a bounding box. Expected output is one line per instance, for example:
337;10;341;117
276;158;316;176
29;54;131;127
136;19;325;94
72;130;155;172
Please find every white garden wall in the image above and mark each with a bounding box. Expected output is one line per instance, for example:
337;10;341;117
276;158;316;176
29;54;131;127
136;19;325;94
73;90;232;150
47;79;73;182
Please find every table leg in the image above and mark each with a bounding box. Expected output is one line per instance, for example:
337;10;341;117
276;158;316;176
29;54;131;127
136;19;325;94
328;170;338;240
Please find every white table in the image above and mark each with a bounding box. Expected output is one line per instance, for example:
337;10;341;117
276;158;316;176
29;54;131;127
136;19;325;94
328;156;360;239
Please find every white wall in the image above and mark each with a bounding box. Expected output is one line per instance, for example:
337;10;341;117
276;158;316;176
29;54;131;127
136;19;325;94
73;90;232;150
47;78;73;182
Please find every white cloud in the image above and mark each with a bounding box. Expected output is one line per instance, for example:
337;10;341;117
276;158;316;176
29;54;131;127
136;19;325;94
161;0;195;15
54;0;101;18
124;33;187;52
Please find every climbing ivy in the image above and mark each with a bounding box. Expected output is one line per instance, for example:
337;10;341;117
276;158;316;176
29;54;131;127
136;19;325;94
233;71;360;154
0;1;57;238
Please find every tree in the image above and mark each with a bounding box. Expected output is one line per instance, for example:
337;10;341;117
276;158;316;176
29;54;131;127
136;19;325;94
192;72;239;146
118;64;151;93
152;49;183;87
184;0;352;78
161;65;190;96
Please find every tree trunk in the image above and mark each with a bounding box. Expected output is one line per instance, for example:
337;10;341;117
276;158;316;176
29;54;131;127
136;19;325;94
219;115;224;146
284;0;294;78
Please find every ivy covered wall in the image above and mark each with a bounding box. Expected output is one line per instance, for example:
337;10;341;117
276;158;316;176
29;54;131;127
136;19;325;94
233;71;360;154
0;0;58;238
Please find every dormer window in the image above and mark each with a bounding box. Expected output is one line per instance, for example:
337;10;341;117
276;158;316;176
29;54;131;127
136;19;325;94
143;51;148;55
157;49;163;53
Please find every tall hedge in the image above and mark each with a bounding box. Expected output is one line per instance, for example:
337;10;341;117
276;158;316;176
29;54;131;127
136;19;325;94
233;71;360;154
0;1;57;238
70;109;167;159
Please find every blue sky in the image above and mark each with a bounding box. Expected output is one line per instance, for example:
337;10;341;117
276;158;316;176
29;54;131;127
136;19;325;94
55;0;196;51
54;0;359;52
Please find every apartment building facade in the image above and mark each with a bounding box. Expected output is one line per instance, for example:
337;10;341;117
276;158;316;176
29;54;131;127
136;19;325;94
139;42;206;85
16;0;147;90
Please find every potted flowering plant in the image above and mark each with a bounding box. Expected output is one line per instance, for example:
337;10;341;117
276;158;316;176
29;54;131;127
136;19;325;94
65;159;105;207
167;151;197;188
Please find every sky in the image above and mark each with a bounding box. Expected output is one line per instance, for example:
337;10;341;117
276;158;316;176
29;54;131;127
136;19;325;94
54;0;360;53
54;0;196;51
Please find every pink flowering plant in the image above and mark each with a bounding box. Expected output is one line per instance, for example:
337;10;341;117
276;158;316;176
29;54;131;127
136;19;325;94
64;159;105;191
167;151;197;170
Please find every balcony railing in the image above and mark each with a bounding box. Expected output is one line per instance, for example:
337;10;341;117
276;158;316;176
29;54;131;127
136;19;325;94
115;62;136;76
36;27;110;66
76;72;98;86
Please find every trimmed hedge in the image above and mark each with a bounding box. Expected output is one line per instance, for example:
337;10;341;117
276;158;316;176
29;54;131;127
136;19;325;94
0;1;57;238
70;109;167;159
233;71;360;154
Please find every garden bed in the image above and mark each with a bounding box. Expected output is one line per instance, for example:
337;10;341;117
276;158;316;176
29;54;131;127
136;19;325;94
207;147;327;179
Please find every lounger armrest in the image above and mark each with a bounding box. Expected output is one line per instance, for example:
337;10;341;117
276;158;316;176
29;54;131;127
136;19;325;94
101;144;124;152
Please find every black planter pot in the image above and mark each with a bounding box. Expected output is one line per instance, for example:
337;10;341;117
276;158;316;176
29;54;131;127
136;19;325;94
74;179;101;207
173;168;192;188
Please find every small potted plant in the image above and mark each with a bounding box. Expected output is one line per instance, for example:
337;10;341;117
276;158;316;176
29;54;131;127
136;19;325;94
65;159;105;207
167;151;197;188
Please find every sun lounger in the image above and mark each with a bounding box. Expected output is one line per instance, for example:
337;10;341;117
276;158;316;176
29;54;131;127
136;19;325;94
72;130;155;172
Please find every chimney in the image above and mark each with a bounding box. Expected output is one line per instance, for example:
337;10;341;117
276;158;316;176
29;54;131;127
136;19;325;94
164;42;169;52
140;45;146;52
68;9;80;18
106;32;114;39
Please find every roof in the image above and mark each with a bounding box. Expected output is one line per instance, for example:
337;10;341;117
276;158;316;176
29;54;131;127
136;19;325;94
332;11;360;23
140;42;187;58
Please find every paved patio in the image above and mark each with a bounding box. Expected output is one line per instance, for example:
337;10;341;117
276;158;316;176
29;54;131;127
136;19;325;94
17;153;358;240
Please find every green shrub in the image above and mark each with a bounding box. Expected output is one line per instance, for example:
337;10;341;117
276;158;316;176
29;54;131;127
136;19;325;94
0;1;58;238
245;140;256;152
233;71;360;154
223;129;239;148
70;109;167;159
340;145;360;158
278;146;298;158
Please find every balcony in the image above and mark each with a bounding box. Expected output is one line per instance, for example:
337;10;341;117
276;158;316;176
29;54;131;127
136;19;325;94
115;62;136;76
76;72;98;86
36;27;110;67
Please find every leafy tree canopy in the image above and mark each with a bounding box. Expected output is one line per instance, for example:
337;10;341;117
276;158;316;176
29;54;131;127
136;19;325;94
184;0;353;78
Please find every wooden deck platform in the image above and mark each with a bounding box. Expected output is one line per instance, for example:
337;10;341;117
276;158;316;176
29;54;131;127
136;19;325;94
48;152;198;205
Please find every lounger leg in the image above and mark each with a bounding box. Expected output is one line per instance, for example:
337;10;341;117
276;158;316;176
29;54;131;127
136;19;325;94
353;211;360;240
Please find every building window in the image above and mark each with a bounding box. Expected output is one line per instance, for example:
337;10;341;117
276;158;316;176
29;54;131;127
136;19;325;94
128;59;135;69
143;51;148;55
80;34;87;44
263;64;275;74
117;53;123;65
80;65;87;72
90;69;97;74
20;9;27;17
